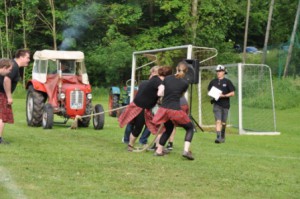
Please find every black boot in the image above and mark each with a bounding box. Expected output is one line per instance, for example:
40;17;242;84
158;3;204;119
215;131;222;143
220;124;226;143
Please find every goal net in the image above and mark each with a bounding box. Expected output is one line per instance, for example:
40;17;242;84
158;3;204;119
196;63;280;135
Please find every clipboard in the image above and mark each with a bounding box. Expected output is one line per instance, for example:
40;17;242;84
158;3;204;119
208;86;222;101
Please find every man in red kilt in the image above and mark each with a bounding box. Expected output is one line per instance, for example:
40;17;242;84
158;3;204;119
0;49;31;144
118;66;172;151
152;61;195;160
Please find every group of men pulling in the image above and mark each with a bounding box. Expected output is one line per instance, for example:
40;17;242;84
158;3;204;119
118;61;235;161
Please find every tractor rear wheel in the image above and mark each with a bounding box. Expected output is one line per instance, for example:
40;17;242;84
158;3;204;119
26;86;46;127
93;104;104;130
108;91;119;117
42;103;54;129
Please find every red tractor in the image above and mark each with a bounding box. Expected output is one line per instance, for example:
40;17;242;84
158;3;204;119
26;50;104;129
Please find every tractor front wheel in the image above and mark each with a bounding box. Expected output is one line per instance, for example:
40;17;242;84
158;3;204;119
42;103;54;129
78;103;92;127
93;104;104;130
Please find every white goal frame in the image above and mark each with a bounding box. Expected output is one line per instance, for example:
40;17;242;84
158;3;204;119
199;63;280;135
130;44;218;101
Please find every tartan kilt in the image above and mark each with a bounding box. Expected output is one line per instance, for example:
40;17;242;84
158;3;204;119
181;104;189;114
0;93;14;123
152;107;191;126
118;102;143;128
144;109;165;135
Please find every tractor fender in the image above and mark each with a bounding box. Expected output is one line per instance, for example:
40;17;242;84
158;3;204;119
110;86;121;95
26;80;47;93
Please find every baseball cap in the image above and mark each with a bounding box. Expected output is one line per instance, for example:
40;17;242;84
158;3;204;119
216;65;227;74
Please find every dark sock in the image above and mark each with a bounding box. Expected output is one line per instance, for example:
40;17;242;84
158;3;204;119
221;124;226;138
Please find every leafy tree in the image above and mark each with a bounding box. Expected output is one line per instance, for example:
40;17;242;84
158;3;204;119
1;0;298;83
86;39;134;87
271;0;298;44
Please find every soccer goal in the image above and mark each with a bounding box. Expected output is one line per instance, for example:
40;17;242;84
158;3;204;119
198;63;280;135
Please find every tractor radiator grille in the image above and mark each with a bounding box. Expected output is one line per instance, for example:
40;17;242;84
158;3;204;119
70;90;84;109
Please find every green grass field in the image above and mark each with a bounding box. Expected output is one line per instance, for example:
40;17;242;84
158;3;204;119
0;93;299;198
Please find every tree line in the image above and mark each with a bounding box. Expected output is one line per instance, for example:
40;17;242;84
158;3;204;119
0;0;298;87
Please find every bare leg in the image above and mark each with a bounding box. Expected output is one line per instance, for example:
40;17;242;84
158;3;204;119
184;141;190;152
215;120;222;132
129;133;137;147
156;143;164;154
169;128;176;142
154;121;173;155
0;120;5;143
0;120;5;137
215;120;222;143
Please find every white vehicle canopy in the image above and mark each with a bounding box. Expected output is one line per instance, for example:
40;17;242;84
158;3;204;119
33;50;84;61
32;50;88;84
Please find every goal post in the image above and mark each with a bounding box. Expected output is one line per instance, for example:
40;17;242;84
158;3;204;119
198;63;280;135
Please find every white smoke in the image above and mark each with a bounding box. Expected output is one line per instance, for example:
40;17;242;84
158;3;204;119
59;3;99;50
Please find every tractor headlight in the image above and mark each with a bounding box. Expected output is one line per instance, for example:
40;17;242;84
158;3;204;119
59;93;66;99
87;93;92;100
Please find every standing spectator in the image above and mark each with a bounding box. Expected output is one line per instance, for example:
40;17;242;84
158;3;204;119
152;61;195;160
207;65;235;144
0;49;31;144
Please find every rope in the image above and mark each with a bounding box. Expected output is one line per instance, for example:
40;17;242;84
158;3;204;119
79;105;127;119
132;123;163;153
70;105;127;129
70;104;163;154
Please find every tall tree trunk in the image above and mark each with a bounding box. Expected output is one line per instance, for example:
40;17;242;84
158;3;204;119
149;0;154;25
4;0;10;57
0;28;3;57
191;0;198;44
283;0;300;78
49;0;57;50
242;0;251;63
262;0;275;64
21;0;27;87
21;0;27;49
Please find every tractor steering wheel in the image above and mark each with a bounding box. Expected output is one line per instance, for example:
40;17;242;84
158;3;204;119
126;79;137;87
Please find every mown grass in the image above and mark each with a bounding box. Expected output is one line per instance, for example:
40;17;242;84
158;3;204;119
0;86;299;199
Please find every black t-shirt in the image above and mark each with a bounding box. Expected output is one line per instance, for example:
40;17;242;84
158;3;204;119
208;77;235;109
134;76;162;109
161;75;189;110
0;60;20;93
180;96;188;106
